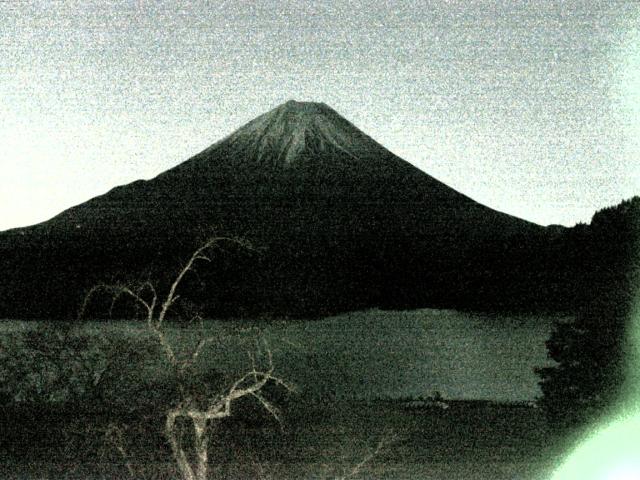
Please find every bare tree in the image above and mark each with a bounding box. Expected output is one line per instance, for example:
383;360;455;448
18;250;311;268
82;237;293;480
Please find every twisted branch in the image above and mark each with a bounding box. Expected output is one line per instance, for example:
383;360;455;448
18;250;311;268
81;236;287;480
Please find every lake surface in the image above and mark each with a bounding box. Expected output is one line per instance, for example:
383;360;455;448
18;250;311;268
256;309;562;402
2;309;564;402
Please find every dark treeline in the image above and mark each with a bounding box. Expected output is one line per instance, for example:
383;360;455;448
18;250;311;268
0;196;637;321
536;196;640;429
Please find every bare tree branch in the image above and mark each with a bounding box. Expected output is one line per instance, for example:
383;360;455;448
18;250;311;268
336;432;398;480
164;349;292;480
250;391;283;425
82;236;286;480
156;236;250;329
79;283;155;322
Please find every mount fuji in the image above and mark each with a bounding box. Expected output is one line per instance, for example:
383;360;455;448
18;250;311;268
0;101;564;319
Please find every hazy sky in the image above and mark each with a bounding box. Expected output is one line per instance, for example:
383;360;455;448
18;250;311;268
1;0;638;230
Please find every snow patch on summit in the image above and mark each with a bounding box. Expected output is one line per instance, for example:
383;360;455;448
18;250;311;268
226;100;370;166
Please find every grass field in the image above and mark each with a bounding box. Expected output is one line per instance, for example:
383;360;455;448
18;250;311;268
1;399;566;480
0;309;570;479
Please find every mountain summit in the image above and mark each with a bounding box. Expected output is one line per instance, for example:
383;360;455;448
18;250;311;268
153;100;473;204
222;100;379;167
0;101;557;319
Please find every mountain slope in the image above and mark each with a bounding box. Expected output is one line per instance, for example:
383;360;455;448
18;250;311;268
0;101;561;319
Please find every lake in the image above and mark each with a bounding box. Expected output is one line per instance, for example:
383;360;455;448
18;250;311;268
248;308;562;402
3;308;562;403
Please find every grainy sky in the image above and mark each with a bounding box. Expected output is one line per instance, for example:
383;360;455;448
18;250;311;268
1;0;638;230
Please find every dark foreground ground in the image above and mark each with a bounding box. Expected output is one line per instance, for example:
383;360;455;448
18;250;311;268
1;399;567;480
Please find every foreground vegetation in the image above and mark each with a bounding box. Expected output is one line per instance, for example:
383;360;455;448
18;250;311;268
0;317;570;480
0;237;585;479
0;396;562;480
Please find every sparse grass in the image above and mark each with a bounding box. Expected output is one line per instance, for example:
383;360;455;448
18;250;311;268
0;399;563;479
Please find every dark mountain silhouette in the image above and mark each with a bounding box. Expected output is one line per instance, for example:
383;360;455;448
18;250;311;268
0;101;626;319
